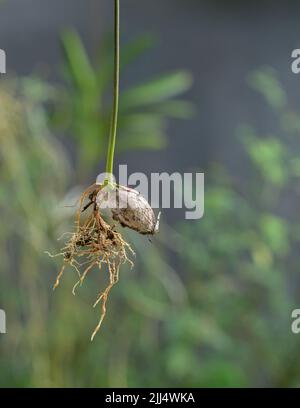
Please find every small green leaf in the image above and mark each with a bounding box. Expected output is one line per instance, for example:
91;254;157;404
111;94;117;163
151;100;196;119
62;30;97;93
117;131;167;151
241;127;287;186
121;71;193;109
260;214;289;255
248;68;287;110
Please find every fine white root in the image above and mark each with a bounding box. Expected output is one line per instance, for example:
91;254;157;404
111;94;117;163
50;184;135;340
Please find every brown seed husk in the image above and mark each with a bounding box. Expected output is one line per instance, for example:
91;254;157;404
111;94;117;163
97;185;160;235
49;183;135;341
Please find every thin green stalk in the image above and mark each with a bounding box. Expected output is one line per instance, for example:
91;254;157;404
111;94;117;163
105;0;120;183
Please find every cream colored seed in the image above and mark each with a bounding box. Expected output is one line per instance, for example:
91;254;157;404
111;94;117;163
96;185;160;235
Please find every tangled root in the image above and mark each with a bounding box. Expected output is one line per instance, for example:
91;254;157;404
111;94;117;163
49;183;135;341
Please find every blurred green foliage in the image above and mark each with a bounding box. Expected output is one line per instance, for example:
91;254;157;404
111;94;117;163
1;34;300;388
0;32;194;387
54;30;194;175
178;68;300;387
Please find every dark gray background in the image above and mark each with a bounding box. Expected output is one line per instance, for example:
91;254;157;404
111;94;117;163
1;0;300;187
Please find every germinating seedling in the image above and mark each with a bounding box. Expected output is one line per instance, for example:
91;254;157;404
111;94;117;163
48;0;160;341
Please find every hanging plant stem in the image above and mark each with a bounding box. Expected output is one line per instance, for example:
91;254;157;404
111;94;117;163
105;0;120;183
49;0;160;341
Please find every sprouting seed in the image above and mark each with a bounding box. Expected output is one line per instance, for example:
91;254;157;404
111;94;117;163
96;185;161;235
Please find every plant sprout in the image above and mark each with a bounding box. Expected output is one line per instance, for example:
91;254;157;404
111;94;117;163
50;0;159;340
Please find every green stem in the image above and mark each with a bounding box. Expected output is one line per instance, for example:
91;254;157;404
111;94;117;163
105;0;120;183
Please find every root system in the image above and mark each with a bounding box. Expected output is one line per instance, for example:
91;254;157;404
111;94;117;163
49;184;135;341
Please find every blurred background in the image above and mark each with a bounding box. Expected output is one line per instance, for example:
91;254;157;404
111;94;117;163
1;0;300;387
